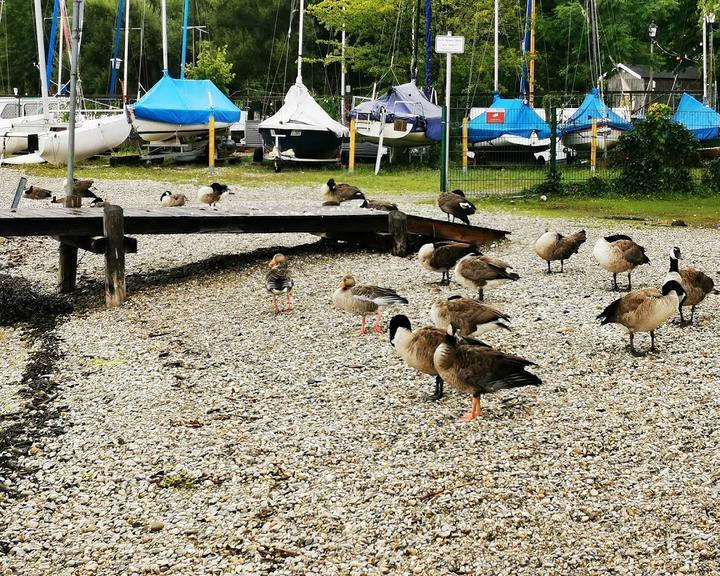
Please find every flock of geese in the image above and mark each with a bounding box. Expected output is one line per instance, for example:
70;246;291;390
23;177;717;421
265;181;717;421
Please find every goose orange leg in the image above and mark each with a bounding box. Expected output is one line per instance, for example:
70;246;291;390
271;295;280;314
360;316;367;335
371;311;383;333
284;292;294;312
458;397;483;422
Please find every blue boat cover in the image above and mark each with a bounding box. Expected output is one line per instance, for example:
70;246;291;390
672;93;720;142
134;73;240;124
467;93;550;142
349;82;442;141
561;88;632;135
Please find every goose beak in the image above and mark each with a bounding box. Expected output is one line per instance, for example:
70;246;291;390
338;280;345;289
268;257;277;267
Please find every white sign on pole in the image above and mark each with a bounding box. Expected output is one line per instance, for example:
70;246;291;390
435;35;465;54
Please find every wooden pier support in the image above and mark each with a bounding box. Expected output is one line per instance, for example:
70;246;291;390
389;210;408;257
103;204;126;307
58;242;78;293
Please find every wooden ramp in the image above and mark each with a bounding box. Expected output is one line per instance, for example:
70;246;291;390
0;204;509;307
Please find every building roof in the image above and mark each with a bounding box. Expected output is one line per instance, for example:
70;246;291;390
608;63;701;81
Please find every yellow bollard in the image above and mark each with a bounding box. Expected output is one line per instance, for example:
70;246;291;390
590;117;597;174
462;117;468;173
209;115;215;175
349;118;356;174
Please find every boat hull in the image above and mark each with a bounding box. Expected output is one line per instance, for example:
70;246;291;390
259;127;342;161
0;115;54;155
561;127;624;152
133;117;233;143
38;114;132;165
473;133;550;152
354;118;433;147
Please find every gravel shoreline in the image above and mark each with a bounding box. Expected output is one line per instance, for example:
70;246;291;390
1;169;719;575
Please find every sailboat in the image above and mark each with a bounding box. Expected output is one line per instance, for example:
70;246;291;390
672;93;720;157
349;1;441;148
467;0;550;151
559;0;632;152
258;0;348;169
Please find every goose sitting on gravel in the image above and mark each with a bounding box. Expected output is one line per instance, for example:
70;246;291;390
23;185;52;200
418;241;476;285
593;234;649;291
597;279;686;355
266;253;294;313
197;182;229;207
160;191;187;207
437;189;476;225
389;315;448;400
664;246;716;325
433;327;542;421
360;198;398;212
431;296;511;337
454;253;519;301
321;178;365;204
333;274;408;334
534;230;587;273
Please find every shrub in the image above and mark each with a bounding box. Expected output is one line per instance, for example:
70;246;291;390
701;157;720;193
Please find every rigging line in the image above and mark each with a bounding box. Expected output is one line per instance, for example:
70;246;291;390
464;13;480;113
261;0;282;115
565;7;572;94
137;0;147;99
2;0;8;93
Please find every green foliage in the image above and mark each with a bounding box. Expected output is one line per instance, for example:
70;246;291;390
612;103;700;196
184;43;236;94
701;157;720;192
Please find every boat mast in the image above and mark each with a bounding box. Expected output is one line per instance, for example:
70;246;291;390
296;0;304;84
180;0;190;79
66;0;83;195
161;0;168;73
424;0;432;97
411;0;419;83
529;0;535;106
520;0;530;100
33;0;50;119
108;0;126;95
493;0;499;92
340;24;346;122
123;0;130;101
58;0;64;93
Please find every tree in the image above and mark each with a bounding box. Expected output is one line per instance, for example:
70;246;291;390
184;42;235;94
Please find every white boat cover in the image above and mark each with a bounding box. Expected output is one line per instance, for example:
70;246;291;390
259;82;348;138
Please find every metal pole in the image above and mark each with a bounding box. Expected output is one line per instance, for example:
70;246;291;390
529;0;535;106
33;0;50;118
161;0;168;73
349;118;356;174
297;0;304;84
65;0;82;197
590;117;597;173
549;105;557;181
180;0;189;79
445;32;452;192
649;39;654;97
710;21;715;107
58;1;64;93
703;17;708;104
440;106;446;191
462;117;468;173
493;0;499;92
340;25;346;122
123;0;130;101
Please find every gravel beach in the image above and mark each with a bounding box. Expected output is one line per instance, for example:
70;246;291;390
1;168;719;575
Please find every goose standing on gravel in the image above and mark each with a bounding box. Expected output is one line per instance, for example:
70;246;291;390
265;253;294;313
454;253;519;301
431;296;511;337
664;246;715;325
63;178;97;197
23;185;52;200
160;191;187;207
197;182;229;207
437;189;477;225
360;198;398;212
597;279;686;355
389;315;448;400
593;234;650;291
321;178;365;204
333;274;408;334
534;230;587;273
433;328;542;421
418;242;476;285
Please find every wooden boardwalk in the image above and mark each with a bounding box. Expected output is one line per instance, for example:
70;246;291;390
0;204;510;307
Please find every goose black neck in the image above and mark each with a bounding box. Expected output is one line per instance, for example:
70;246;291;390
669;257;679;273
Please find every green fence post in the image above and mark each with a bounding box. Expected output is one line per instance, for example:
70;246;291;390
440;107;447;192
550;105;557;182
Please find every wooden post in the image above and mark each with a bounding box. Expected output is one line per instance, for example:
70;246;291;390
462;117;468;173
103;204;126;307
389;210;408;257
58;241;78;293
208;114;215;175
348;118;356;174
64;194;81;208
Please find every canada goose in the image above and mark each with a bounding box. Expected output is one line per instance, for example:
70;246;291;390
454;253;519;301
664;246;715;325
23;185;52;200
160;191;187;207
431;295;511;337
437;189;476;225
89;198;109;208
333;274;408;334
360;198;398;212
534;229;587;273
593;234;650;291
63;178;97;197
433;328;542;421
389;315;447;400
418;241;475;285
321;178;365;203
266;253;294;313
197;182;229;207
50;195;65;205
597;279;686;355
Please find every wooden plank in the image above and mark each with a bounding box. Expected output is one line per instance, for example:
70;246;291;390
406;215;510;245
104;205;126;308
